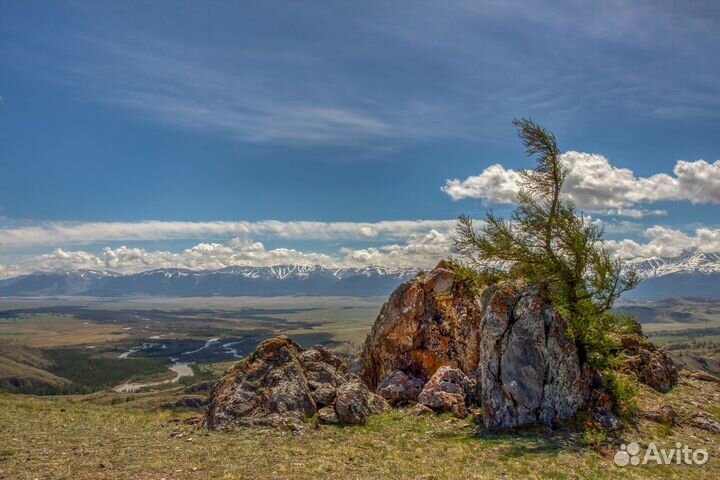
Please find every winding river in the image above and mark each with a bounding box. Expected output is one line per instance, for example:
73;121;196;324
113;344;196;393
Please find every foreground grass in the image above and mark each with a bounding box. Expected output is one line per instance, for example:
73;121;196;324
1;378;719;480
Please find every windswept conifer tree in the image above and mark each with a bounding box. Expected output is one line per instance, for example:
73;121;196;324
454;119;639;363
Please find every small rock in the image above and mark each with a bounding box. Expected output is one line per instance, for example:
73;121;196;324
593;407;624;431
310;384;337;407
620;331;678;393
376;370;425;407
418;366;472;418
643;405;676;425
410;404;434;416
690;414;720;433
687;371;720;383
317;406;339;424
335;378;388;425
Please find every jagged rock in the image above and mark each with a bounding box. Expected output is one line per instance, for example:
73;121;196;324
620;334;678;393
360;263;593;430
334;378;389;425
357;262;679;431
418;366;473;418
205;336;379;430
477;283;588;430
376;370;425;407
360;262;483;390
690;413;720;433
643;405;676;425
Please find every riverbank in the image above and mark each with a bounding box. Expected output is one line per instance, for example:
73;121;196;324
113;361;194;393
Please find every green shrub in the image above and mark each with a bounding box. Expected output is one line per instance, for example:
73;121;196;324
602;370;639;420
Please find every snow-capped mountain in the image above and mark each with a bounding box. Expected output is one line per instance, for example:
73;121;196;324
0;265;420;297
2;252;719;299
627;251;720;279
623;251;720;300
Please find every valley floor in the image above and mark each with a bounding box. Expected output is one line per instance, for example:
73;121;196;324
1;377;719;480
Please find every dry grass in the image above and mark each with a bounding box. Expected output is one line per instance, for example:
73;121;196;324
1;377;719;480
0;314;127;348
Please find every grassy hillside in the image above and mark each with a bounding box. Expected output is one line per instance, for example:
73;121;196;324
0;376;718;480
0;341;71;392
0;340;171;395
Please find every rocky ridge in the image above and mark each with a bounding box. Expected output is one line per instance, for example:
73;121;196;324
360;262;678;430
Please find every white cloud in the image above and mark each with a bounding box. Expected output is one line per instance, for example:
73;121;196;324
606;226;720;260
341;229;452;268
443;152;720;216
8;241;340;276
442;164;521;205
0;219;456;250
4;221;720;278
0;229;455;277
603;208;667;219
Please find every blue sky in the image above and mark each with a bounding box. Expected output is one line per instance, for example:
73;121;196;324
1;0;719;274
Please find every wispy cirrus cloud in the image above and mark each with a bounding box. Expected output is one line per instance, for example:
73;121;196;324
47;34;470;146
5;0;717;149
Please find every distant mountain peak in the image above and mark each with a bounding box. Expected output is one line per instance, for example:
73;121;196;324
627;251;720;279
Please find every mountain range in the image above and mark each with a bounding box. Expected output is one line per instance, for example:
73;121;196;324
623;251;720;300
0;251;718;299
0;265;419;297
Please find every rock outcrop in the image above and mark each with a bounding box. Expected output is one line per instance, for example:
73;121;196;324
690;413;720;433
360;261;483;390
204;336;387;430
476;283;589;430
619;333;678;393
360;263;593;430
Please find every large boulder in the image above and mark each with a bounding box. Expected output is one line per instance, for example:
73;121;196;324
205;336;383;430
360;262;483;390
477;283;588;430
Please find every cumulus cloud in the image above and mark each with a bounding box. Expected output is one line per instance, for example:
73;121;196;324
442;164;522;205
1;230;456;277
443;152;720;216
606;226;720;260
341;229;452;268
0;219;456;250
5;222;720;278
8;240;339;276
